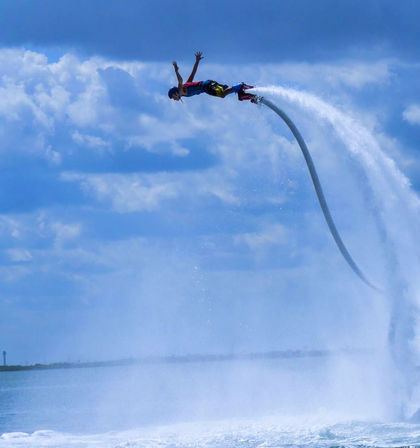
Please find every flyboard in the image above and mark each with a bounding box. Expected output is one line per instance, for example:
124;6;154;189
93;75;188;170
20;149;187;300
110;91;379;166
237;86;380;292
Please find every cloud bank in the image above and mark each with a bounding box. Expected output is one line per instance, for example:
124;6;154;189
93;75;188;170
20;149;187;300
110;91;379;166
0;48;417;366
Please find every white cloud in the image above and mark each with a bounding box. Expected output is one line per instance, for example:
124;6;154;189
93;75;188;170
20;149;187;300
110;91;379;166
293;61;392;89
0;217;22;239
72;130;109;149
36;212;82;245
61;168;242;212
34;85;71;120
0;79;51;128
66;84;106;128
63;172;179;212
235;224;288;250
45;145;62;165
50;221;82;241
7;248;33;262
403;104;420;126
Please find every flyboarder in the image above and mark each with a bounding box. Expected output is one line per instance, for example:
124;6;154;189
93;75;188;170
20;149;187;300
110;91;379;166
168;52;257;103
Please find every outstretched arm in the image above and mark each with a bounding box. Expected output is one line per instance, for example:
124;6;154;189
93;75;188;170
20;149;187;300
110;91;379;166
187;52;203;83
172;61;183;89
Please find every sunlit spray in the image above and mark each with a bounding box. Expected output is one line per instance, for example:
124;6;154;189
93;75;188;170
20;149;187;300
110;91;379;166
254;86;420;419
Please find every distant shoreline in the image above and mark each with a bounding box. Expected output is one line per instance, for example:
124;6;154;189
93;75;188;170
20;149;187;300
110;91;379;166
0;348;367;372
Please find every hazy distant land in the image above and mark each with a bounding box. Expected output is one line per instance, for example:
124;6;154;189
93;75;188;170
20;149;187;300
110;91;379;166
0;348;367;372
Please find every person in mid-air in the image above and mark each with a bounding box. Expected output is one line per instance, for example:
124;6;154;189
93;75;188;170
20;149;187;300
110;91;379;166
168;52;256;102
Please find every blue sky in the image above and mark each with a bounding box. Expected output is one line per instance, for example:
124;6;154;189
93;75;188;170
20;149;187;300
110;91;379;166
0;1;420;364
1;0;419;62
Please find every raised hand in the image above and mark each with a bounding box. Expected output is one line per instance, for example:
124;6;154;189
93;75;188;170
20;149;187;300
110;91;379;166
195;51;203;61
172;61;179;70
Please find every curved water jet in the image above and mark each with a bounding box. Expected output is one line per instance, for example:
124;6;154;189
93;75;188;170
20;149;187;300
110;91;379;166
258;96;380;292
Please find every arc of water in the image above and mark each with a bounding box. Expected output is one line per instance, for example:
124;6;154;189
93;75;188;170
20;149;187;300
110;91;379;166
257;96;380;292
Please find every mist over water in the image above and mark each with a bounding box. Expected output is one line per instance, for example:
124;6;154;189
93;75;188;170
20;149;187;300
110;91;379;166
0;355;414;447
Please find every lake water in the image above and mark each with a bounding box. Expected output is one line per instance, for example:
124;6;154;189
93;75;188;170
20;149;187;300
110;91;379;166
1;357;419;447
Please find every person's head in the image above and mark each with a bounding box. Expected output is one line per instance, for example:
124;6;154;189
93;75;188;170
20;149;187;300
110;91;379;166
168;87;180;101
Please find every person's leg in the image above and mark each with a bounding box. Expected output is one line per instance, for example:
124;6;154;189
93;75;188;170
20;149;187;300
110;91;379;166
220;87;234;97
231;83;245;93
203;81;247;99
204;81;234;98
219;82;248;98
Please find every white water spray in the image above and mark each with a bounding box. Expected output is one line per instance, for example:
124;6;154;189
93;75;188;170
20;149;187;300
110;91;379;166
255;86;420;418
